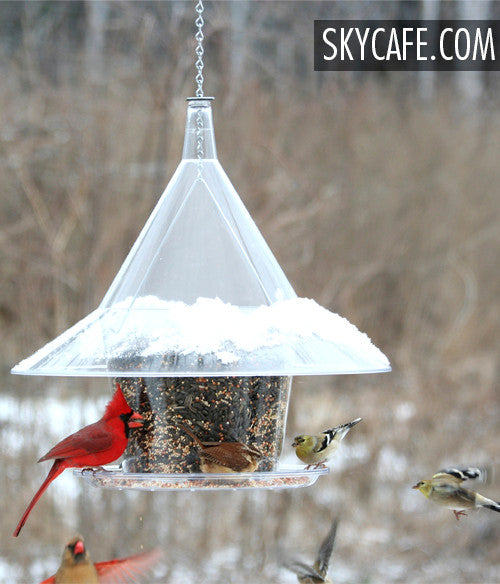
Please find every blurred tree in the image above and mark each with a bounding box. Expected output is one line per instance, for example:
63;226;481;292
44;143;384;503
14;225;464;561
84;0;109;86
419;0;441;102
456;0;492;104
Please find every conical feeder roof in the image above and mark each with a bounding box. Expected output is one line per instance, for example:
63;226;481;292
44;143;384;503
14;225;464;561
12;98;390;378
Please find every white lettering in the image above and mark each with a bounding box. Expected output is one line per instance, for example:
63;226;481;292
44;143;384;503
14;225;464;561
322;27;337;61
355;27;370;60
386;28;402;60
402;28;413;60
372;28;385;60
455;28;470;60
341;28;354;60
440;28;453;60
416;28;427;60
473;28;495;61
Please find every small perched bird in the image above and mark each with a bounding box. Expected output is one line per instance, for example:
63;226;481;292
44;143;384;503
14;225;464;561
180;423;263;473
287;517;339;583
292;418;362;469
13;383;143;537
412;467;500;520
39;535;162;584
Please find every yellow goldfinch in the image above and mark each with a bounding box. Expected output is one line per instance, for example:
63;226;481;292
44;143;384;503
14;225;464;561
287;517;339;583
292;418;362;469
412;467;500;520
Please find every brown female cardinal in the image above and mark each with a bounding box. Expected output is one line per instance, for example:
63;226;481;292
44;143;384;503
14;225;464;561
13;383;143;537
39;535;162;583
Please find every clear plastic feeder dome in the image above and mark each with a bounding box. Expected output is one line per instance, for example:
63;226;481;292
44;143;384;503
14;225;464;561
13;98;390;488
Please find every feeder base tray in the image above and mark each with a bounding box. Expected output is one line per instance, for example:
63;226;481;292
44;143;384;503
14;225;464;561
74;465;328;491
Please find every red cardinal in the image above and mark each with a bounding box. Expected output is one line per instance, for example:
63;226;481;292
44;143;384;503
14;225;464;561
39;535;162;584
13;383;143;537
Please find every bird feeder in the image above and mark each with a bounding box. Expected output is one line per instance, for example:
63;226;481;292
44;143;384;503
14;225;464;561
12;6;390;492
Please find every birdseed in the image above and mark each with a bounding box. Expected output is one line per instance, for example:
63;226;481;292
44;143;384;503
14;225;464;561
114;370;291;473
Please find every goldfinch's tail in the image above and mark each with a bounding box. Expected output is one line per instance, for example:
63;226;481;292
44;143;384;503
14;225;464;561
476;493;500;512
482;501;500;513
325;418;362;443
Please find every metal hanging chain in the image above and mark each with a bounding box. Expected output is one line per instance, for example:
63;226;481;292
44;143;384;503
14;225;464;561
196;111;204;164
193;0;205;174
195;0;205;98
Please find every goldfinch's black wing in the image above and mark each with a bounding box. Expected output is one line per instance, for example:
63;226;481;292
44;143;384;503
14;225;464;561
452;488;478;507
288;561;325;582
439;467;487;482
432;471;463;484
314;518;339;577
431;476;477;506
317;425;346;453
314;433;331;454
318;418;362;453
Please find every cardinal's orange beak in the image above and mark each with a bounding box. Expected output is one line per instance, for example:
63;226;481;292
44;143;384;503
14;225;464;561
129;411;144;428
74;540;85;556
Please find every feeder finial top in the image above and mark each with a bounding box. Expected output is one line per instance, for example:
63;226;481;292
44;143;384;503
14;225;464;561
182;98;217;161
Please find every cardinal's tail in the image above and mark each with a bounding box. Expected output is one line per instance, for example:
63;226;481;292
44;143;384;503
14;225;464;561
13;459;65;537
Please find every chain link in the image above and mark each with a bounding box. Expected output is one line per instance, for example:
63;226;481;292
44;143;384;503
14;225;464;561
194;0;205;176
195;0;204;98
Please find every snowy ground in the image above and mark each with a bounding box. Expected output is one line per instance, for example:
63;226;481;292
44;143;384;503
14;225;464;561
0;381;498;584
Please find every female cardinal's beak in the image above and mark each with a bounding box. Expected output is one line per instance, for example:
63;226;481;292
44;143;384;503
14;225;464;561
128;411;144;428
73;540;85;556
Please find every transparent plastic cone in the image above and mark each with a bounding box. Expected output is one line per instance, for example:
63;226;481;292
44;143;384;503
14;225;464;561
12;98;390;378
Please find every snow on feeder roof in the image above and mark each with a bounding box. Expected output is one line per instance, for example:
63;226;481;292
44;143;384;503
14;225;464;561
12;97;390;378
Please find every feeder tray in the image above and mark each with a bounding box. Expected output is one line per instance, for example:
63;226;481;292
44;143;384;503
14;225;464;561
12;97;390;488
75;465;328;491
